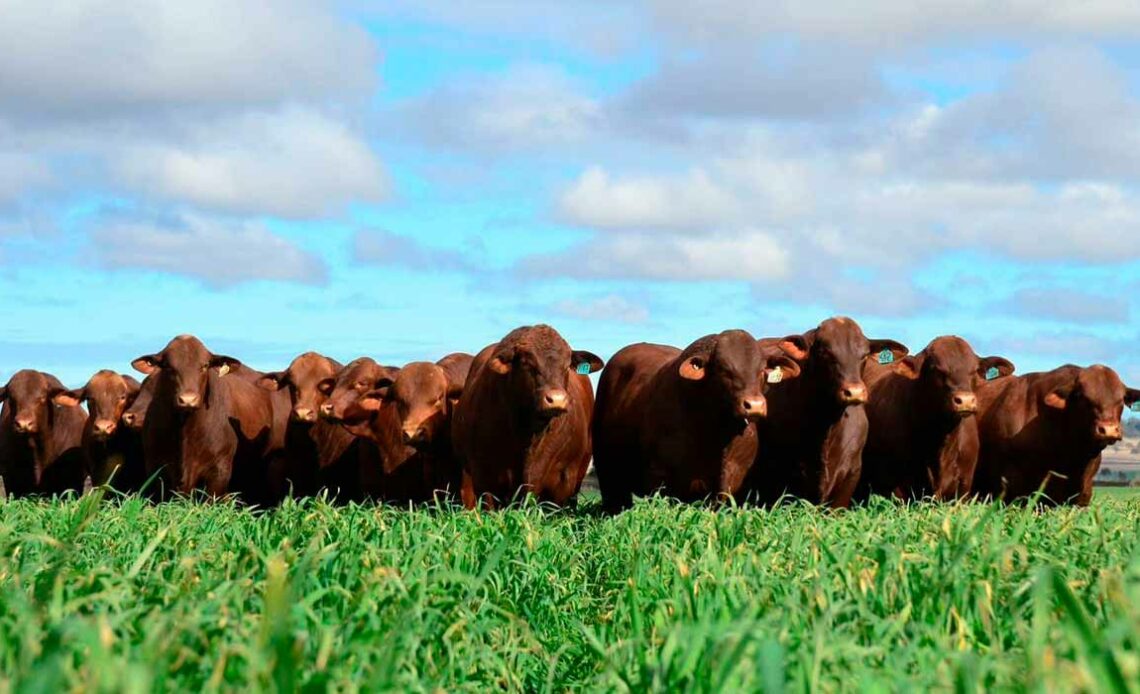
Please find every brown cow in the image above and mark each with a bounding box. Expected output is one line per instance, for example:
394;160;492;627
0;370;87;497
452;325;603;508
860;336;1014;501
974;364;1140;506
332;354;474;504
54;370;147;493
258;352;360;501
593;330;800;512
742;317;908;508
131;335;289;502
318;356;401;502
121;373;156;432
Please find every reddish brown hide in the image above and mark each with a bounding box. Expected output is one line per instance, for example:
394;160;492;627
742;317;908;508
974;364;1140;506
55;370;146;493
132;335;289;503
860;336;1014;501
334;354;473;504
258;352;361;501
593;330;800;512
453;325;602;509
0;369;87;497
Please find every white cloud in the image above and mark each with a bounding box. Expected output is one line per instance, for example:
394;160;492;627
0;151;50;207
395;65;603;153
551;294;650;323
0;0;376;120
520;229;789;281
112;108;389;219
558;166;739;231
352;229;474;271
91;212;327;287
649;0;1140;47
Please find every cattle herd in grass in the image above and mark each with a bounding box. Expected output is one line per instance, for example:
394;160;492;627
1;318;1138;509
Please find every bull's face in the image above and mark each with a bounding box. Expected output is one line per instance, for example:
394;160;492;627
387;363;450;447
678;330;801;422
56;371;141;440
1043;365;1133;444
487;325;603;420
132;335;240;412
782;317;908;407
260;352;340;424
1;370;70;437
121;375;155;431
893;337;1014;419
319;358;398;425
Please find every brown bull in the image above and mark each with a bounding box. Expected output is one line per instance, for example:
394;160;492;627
860;336;1014;500
974;364;1139;506
0;370;87;497
452;325;602;508
593;330;800;512
742;317;908;508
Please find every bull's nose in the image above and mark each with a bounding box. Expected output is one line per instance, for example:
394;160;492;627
319;402;337;420
13;418;35;434
176;393;200;409
540;389;569;412
402;426;427;445
839;383;868;405
952;391;978;415
293;407;316;423
739;396;767;420
121;412;139;428
93;419;117;437
1095;421;1122;442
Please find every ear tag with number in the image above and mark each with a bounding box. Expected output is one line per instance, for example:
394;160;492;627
878;349;894;365
576;362;592;375
985;366;1000;381
767;366;784;384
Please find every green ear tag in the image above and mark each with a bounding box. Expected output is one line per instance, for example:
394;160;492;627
576;363;592;375
985;367;1000;381
767;366;783;384
1131;401;1140;413
878;349;894;365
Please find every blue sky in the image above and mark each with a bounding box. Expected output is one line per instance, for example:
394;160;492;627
1;0;1139;390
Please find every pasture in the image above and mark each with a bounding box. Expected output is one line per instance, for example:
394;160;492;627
3;491;1140;691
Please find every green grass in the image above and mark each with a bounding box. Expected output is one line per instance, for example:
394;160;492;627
3;492;1140;692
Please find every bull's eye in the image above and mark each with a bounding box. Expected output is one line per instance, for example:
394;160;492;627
119;395;127;402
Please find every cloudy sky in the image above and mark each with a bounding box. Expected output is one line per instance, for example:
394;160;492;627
2;0;1139;388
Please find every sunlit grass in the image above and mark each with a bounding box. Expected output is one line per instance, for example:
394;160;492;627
2;490;1139;691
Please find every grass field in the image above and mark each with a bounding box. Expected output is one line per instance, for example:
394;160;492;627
3;491;1140;692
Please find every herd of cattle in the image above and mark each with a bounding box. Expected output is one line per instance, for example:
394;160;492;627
1;318;1138;510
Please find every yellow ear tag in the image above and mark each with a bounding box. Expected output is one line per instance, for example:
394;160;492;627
767;366;783;384
217;364;231;377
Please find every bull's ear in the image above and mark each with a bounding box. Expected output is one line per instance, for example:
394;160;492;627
764;354;802;383
869;339;909;363
357;390;386;412
53;388;84;408
488;353;512;375
258;371;288;391
209;355;241;377
679;355;707;381
1124;387;1140;408
776;335;810;362
894;356;921;380
0;386;6;401
571;350;604;375
132;354;161;375
978;357;1015;380
1043;384;1073;410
